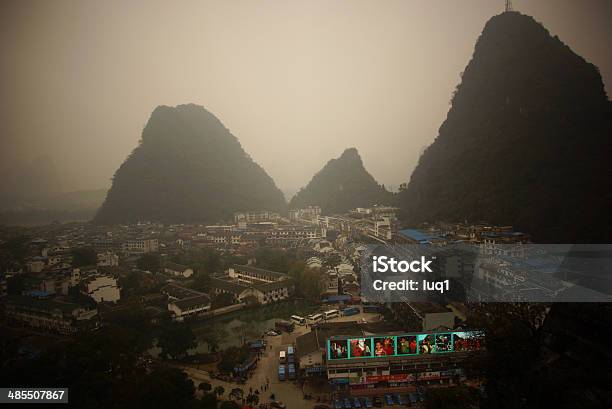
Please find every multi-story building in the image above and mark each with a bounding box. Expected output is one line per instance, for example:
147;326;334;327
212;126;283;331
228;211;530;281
325;329;484;395
96;251;119;267
162;283;211;321
265;225;326;246
481;231;529;258
234;210;279;224
4;295;99;335
289;206;321;222
122;238;159;255
389;302;458;332
210;265;294;305
22;271;72;296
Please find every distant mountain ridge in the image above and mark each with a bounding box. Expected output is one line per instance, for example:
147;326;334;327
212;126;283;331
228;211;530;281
0;188;107;225
289;148;394;215
94;104;286;224
399;12;612;242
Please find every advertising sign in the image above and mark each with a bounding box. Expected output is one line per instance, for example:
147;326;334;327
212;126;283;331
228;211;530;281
327;330;484;360
366;374;414;383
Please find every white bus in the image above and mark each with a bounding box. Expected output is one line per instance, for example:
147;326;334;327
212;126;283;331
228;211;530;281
307;313;324;324
290;315;306;326
324;309;340;320
279;350;286;364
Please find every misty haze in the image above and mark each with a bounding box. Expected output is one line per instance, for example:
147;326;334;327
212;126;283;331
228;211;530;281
1;2;612;409
2;0;611;221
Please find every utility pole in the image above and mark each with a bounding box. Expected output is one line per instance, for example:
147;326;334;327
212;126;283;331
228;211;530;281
505;0;513;12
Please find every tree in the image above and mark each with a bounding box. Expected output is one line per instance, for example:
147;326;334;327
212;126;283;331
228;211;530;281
228;388;244;401
137;367;195;409
220;401;240;409
213;385;225;398
218;346;250;373
157;322;197;359
246;393;259;407
211;292;235;309
71;246;97;267
199;392;217;409
2;235;30;263
198;382;212;392
288;262;324;301
192;271;211;292
200;325;225;353
137;253;161;272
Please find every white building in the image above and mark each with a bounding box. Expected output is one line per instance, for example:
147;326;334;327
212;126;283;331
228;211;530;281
164;262;194;278
82;274;121;303
122;238;159;255
210;265;294;305
168;294;211;321
96;252;119;267
162;283;211;321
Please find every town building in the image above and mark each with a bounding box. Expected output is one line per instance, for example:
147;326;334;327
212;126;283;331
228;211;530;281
164;262;194;278
4;295;99;335
162;283;211;321
209;265;294;305
289;206;322;222
122;238;159;255
96;251;119;267
81;273;121;303
234;210;280;224
264;225;326;246
325;329;484;395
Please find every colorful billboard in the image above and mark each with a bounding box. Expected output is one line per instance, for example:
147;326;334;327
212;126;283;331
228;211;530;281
349;338;372;358
327;330;484;360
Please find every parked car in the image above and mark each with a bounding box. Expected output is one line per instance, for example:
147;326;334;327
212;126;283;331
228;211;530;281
385;394;394;406
343;397;352;408
353;397;361;408
363;397;373;409
409;393;418;405
334;399;344;409
373;396;383;407
393;394;405;406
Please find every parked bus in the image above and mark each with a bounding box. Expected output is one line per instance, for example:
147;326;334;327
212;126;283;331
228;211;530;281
324;309;340;320
275;320;295;333
279;350;286;364
287;364;296;380
278;365;286;381
342;306;360;316
290;315;306;326
307;313;324;325
287;346;295;364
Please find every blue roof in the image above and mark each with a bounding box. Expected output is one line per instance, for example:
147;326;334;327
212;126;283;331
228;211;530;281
398;229;433;243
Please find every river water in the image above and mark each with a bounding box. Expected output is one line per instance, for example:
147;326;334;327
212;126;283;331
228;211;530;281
189;300;321;352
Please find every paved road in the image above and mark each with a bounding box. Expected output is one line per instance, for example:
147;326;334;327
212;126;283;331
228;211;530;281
180;310;382;408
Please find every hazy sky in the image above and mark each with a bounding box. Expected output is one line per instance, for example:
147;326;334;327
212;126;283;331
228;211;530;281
2;0;611;194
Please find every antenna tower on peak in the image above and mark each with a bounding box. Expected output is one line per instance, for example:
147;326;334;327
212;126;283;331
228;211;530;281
505;0;513;12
